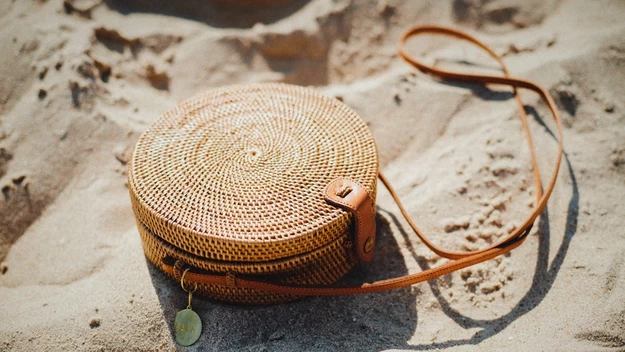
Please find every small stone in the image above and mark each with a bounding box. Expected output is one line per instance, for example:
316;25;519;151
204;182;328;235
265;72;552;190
465;233;478;242
38;89;47;100
481;283;501;294
39;67;48;80
546;36;557;47
393;93;401;105
0;263;8;274
605;104;615;113
89;318;100;328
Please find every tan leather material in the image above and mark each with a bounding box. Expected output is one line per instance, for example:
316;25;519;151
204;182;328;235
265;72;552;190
158;24;564;298
394;25;562;261
164;235;526;295
324;178;376;262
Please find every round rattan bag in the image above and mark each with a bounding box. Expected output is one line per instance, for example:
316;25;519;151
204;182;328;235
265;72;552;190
129;25;565;308
129;82;379;304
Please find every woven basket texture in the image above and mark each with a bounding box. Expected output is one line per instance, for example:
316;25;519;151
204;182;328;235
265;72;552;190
129;83;378;304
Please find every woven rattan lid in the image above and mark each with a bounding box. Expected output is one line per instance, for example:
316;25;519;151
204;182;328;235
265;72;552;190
129;83;378;262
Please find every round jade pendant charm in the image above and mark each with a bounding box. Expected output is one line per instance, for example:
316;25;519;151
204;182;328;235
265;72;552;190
174;309;202;346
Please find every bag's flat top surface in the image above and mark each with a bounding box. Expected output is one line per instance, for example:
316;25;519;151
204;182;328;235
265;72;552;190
129;83;378;262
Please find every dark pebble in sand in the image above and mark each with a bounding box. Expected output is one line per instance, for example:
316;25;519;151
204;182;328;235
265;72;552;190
89;318;101;329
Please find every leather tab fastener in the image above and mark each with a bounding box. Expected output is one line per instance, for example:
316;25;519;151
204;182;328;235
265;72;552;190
324;177;376;262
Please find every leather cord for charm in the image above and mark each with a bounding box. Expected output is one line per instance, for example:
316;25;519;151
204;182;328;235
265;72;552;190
160;24;563;296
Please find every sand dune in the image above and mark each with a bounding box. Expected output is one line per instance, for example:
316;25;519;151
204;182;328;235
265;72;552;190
1;0;624;350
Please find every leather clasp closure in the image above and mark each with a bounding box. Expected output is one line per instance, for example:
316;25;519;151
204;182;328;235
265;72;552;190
324;177;376;262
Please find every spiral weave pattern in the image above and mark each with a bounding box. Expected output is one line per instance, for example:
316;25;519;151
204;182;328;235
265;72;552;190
129;83;378;303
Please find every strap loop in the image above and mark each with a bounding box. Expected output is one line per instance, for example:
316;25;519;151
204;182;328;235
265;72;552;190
324;177;377;262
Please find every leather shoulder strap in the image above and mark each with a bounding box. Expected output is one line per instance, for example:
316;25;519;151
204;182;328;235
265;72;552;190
160;25;564;296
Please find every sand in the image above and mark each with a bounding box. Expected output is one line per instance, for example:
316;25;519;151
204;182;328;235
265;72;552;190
1;0;624;351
